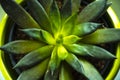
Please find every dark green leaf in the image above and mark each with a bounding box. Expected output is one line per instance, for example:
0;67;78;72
0;0;40;28
97;2;112;19
44;47;61;80
21;28;55;44
59;63;74;80
14;45;53;68
61;0;72;23
50;1;61;35
65;53;83;73
0;40;45;54
80;28;120;44
71;0;81;14
65;53;103;80
26;0;51;32
38;0;53;14
77;0;106;23
65;44;115;59
78;58;103;80
72;22;101;36
17;58;49;80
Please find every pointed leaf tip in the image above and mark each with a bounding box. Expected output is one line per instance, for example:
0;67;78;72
0;0;40;28
73;22;101;36
77;0;106;23
80;29;120;44
0;40;45;54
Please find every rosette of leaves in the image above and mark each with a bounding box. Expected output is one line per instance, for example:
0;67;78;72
0;0;120;80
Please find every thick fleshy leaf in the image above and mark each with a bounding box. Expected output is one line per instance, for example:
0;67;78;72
61;0;72;22
44;47;61;80
38;0;53;14
63;35;81;44
14;45;53;68
98;2;112;19
0;40;45;54
0;0;40;28
59;64;74;80
17;58;49;80
26;0;51;32
65;53;103;80
65;53;83;74
21;28;55;44
77;0;106;23
72;0;81;14
49;1;61;35
65;44;115;59
57;45;68;60
80;28;120;44
61;13;77;36
78;58;104;80
72;22;101;36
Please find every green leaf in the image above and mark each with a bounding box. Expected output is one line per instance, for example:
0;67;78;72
0;40;45;54
61;13;77;36
59;63;74;80
26;0;51;32
61;0;72;22
65;53;103;80
71;0;81;14
21;28;55;45
57;45;68;60
80;28;120;44
72;22;101;36
17;58;49;80
65;53;83;74
78;58;104;80
98;2;112;19
14;45;53;68
0;0;40;28
77;0;106;23
38;0;53;14
44;47;61;80
65;44;115;59
63;35;81;44
50;1;61;35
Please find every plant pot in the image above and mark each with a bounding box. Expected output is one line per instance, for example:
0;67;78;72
0;0;120;80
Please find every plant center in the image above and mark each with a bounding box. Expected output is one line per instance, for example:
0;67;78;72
56;34;63;45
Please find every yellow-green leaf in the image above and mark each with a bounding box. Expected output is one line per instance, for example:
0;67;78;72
44;47;61;80
57;45;68;60
63;35;81;44
21;28;55;45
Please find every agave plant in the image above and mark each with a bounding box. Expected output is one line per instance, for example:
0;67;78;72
0;0;120;80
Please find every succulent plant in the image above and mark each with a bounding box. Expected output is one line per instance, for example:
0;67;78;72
0;0;120;80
